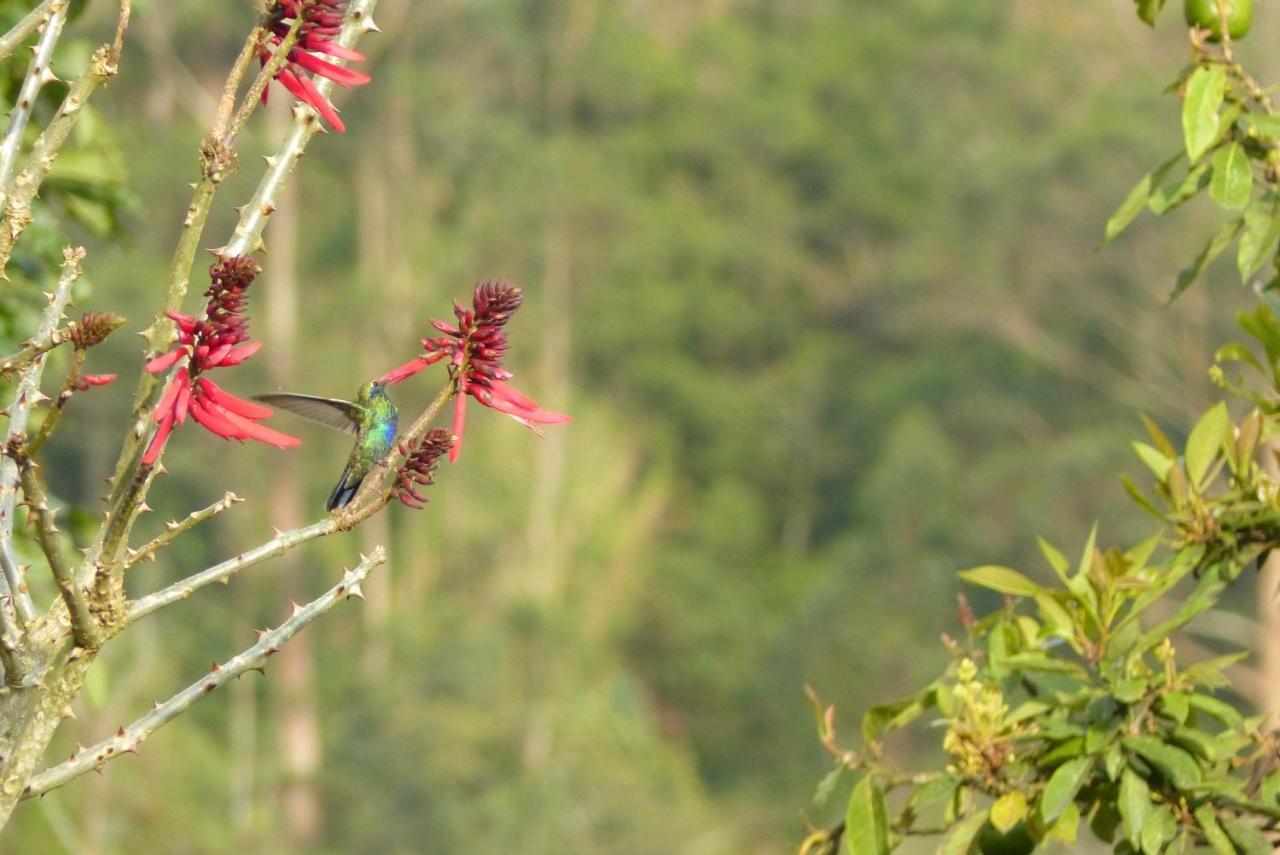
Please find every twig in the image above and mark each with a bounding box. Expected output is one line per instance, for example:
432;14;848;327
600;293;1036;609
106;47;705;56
0;0;67;202
121;492;243;571
0;247;82;625
0;324;77;377
220;0;382;258
13;445;99;649
21;547;385;799
26;348;83;457
226;14;303;138
0;0;65;66
126;519;338;623
0;1;131;276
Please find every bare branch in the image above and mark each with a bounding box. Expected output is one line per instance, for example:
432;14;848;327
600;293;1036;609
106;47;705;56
0;0;68;201
0;323;80;378
0;0;66;66
121;492;244;572
126;519;339;623
12;444;100;649
26;348;84;457
22;547;386;799
0;247;83;624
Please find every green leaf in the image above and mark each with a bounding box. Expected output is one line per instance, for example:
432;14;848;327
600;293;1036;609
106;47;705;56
1113;678;1147;704
1134;0;1167;25
1104;154;1181;244
1238;195;1280;280
814;766;845;808
1158;691;1189;724
1034;593;1075;640
1214;341;1264;372
1131;441;1173;481
1244;113;1280;137
1141;805;1176;855
1222;816;1274;855
1171;218;1244;302
1048;800;1080;843
990;792;1027;834
844;775;890;855
1037;537;1071;586
1119;769;1151;849
999;652;1090;680
938;810;988;855
908;775;958;809
1183;65;1227;163
1193;804;1235;855
1260;769;1280;805
1187;692;1243;726
1123;736;1202;789
1038;756;1092;824
1210;142;1252;210
1104;743;1125;781
1182;650;1249;688
1185;401;1230;487
957;565;1042;597
862;689;936;743
1150;161;1210;215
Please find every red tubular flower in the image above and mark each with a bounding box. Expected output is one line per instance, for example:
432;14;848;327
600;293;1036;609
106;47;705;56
75;374;117;390
263;0;371;132
141;257;299;466
379;280;570;462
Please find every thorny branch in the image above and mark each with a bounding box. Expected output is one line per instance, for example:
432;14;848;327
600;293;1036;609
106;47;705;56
0;0;66;67
0;0;67;201
21;548;386;799
121;492;243;571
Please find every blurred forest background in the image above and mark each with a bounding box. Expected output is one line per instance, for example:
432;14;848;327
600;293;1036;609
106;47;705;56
1;0;1274;851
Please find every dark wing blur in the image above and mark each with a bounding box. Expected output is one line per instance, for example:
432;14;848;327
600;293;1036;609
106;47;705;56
253;394;361;435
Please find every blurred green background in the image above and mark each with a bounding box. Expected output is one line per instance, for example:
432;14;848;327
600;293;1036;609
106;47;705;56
1;0;1272;851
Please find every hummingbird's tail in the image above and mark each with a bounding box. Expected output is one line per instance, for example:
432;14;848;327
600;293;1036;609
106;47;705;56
326;462;364;511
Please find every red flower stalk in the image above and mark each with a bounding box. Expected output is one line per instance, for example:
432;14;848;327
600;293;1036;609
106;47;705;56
263;0;371;132
142;257;299;466
395;429;455;508
379;280;570;462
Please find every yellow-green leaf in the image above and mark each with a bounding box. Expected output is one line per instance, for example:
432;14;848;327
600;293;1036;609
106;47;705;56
1119;768;1151;849
1193;804;1235;855
1123;736;1202;789
1038;757;1092;824
957;565;1041;597
990;792;1027;834
1183;65;1227;162
1185;401;1230;486
844;775;890;855
1209;142;1252;210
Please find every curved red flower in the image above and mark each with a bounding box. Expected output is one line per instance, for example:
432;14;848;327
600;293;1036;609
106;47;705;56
380;280;570;462
141;257;299;466
263;0;371;132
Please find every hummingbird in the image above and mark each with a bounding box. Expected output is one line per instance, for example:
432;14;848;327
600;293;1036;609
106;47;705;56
255;380;400;511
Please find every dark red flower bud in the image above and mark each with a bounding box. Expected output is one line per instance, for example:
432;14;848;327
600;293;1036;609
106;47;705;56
395;429;455;508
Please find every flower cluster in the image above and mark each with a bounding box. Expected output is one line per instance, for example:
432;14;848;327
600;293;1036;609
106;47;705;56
264;0;370;132
395;429;455;508
69;312;125;350
380;281;570;462
142;257;299;466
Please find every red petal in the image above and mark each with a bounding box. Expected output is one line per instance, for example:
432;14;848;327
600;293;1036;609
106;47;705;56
152;371;184;422
217;408;302;449
476;381;571;426
303;39;366;62
198;378;274;419
190;398;247;440
174;371;191;425
295;74;345;132
379;355;441;385
218;341;263;367
165;311;198;334
204;343;234;367
292;50;371;87
449;394;467;462
145;348;185;374
141;411;176;467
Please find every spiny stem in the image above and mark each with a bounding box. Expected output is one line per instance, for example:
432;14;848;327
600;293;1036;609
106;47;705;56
0;0;67;203
13;444;100;649
27;348;85;457
122;492;244;572
22;547;385;799
227;14;304;138
0;0;66;66
0;247;82;624
126;519;339;623
0;324;78;377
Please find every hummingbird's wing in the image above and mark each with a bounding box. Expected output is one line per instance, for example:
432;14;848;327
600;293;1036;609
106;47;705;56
253;394;361;435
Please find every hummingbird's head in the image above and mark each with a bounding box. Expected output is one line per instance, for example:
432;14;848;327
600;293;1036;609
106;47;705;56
358;379;388;404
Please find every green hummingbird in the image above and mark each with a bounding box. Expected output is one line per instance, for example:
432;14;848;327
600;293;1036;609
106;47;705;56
255;380;400;511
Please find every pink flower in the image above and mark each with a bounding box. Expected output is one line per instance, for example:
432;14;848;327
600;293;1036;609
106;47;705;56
142;257;299;466
380;281;570;462
263;0;371;132
75;374;117;391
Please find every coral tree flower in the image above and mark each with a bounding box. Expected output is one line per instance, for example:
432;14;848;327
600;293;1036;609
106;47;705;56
264;0;371;132
380;280;570;462
142;257;299;466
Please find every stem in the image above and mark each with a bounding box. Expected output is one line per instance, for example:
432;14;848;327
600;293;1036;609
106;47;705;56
121;492;244;571
0;247;82;624
126;519;339;623
13;449;100;649
26;348;84;457
0;0;67;202
0;0;65;66
21;547;385;799
227;15;304;138
0;324;78;377
0;2;131;276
